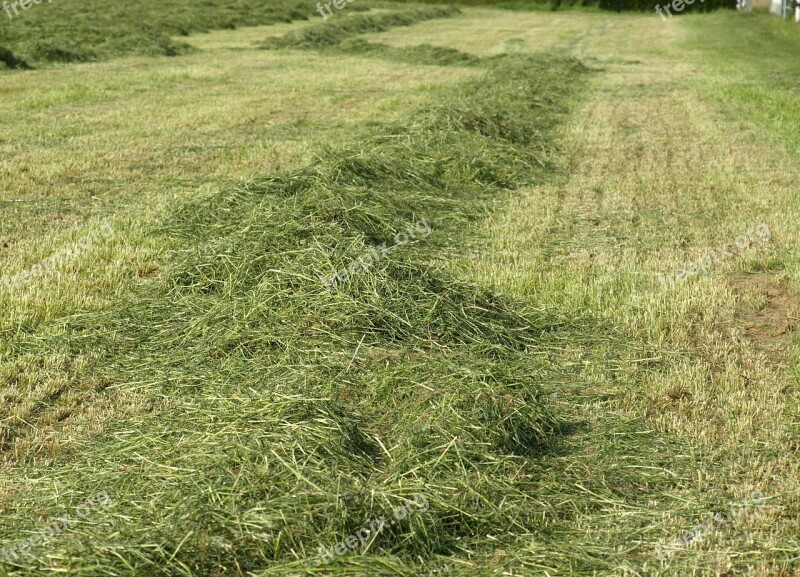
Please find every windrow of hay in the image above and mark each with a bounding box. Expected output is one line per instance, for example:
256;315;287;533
0;0;318;67
0;46;28;69
261;6;462;50
336;38;482;66
0;54;598;576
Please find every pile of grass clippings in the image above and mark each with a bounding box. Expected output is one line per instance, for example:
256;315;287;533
337;38;482;66
0;46;28;69
261;6;462;49
0;0;317;67
0;53;598;576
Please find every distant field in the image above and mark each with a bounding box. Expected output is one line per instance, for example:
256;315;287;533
1;2;800;577
0;0;321;66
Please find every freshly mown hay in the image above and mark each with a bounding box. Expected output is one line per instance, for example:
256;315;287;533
0;46;29;69
337;39;482;66
261;6;462;49
0;0;314;66
0;54;592;575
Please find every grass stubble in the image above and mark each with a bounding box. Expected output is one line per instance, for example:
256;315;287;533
446;10;800;576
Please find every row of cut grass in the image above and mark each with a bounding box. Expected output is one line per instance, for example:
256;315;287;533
0;48;606;576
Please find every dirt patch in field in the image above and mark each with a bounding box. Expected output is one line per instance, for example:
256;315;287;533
728;272;798;366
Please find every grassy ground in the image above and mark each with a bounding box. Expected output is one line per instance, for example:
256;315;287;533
0;6;475;331
446;9;800;575
0;0;320;67
1;4;800;577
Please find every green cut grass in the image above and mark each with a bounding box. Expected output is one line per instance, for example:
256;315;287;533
0;51;604;576
0;0;325;67
261;5;462;50
3;6;799;577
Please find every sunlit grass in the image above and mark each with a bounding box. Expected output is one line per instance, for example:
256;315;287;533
1;5;799;577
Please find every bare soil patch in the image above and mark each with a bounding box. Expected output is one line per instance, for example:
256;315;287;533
729;272;798;365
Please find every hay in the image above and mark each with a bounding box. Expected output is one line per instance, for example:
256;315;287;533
0;54;591;575
0;46;29;70
261;6;462;49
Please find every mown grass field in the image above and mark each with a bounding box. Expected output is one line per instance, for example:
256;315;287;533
1;2;800;576
0;0;320;66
